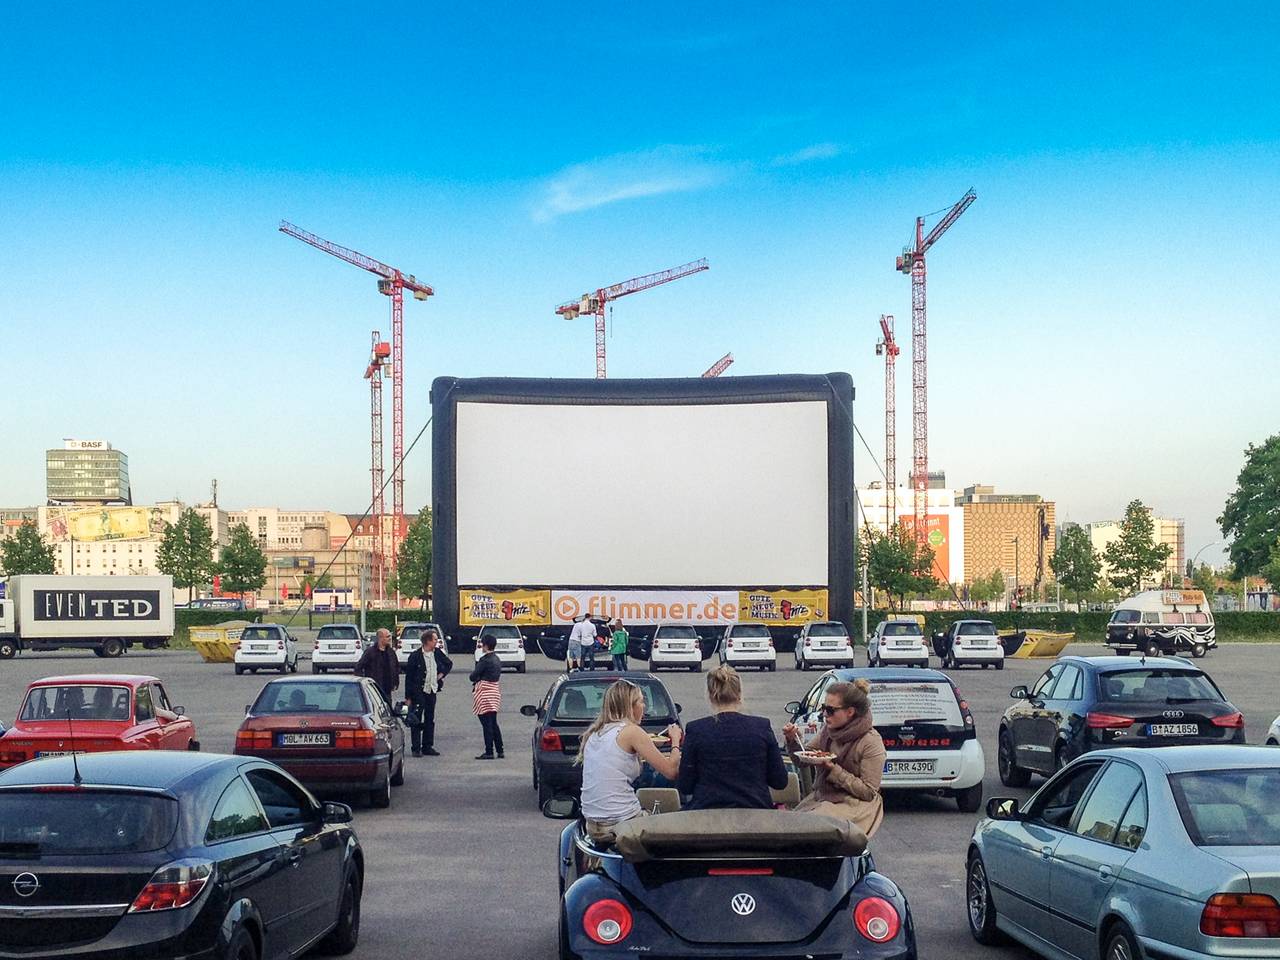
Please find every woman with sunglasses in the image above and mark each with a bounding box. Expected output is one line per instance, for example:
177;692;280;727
577;680;683;842
782;678;885;838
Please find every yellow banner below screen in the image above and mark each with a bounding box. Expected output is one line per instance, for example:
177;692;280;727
737;589;829;625
458;590;552;626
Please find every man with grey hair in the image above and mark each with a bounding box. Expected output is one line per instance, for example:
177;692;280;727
355;627;400;707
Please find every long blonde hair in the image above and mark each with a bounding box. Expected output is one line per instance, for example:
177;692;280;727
575;680;643;764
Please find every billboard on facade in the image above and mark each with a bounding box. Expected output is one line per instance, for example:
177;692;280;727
900;513;952;583
45;506;164;543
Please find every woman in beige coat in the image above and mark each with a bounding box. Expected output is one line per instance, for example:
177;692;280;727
783;678;885;838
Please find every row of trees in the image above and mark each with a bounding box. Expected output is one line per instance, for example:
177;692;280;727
1049;499;1172;602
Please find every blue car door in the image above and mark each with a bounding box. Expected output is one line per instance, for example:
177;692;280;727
1051;760;1145;959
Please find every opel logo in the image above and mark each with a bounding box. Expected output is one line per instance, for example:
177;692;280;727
1163;710;1185;719
731;893;756;916
12;873;39;898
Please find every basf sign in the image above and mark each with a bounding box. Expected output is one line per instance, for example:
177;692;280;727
63;439;113;450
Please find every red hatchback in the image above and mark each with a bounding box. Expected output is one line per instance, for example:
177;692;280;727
0;674;199;769
234;675;406;808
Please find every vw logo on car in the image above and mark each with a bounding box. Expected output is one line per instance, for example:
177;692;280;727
12;873;39;898
731;893;756;916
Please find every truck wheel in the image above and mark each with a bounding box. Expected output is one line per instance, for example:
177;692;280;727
0;640;16;660
91;647;106;658
1143;640;1161;658
101;638;125;658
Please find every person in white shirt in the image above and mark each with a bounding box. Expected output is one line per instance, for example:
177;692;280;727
567;616;594;673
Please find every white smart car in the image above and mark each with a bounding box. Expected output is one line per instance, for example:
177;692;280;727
311;622;364;673
395;622;444;666
794;621;855;671
234;624;299;675
474;624;527;673
935;619;1005;670
718;623;776;671
648;624;705;672
1268;713;1279;746
869;618;931;668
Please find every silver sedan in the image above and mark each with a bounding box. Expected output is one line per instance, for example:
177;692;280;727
965;746;1279;960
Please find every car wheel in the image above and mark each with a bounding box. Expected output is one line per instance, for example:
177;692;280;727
558;901;579;960
1054;743;1072;773
370;772;392;808
955;781;984;813
794;657;801;670
0;640;15;660
690;664;701;672
538;776;556;809
1103;922;1140;960
101;638;125;658
966;853;1004;945
768;663;776;672
1267;737;1278;746
312;662;322;674
1143;640;1161;658
318;870;361;955
390;757;405;787
226;924;259;960
998;729;1031;787
234;664;244;675
1191;642;1207;658
995;660;1005;670
516;663;527;674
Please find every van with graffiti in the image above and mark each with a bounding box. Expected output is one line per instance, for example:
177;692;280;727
1105;589;1216;658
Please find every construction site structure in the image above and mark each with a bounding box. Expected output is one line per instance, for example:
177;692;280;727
874;315;899;531
364;333;391;600
280;221;433;581
556;258;709;378
701;353;734;377
895;189;976;543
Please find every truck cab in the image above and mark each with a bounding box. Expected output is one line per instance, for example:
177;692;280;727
0;598;15;659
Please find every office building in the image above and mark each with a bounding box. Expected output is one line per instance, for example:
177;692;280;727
1087;513;1186;587
46;439;131;504
959;485;1057;590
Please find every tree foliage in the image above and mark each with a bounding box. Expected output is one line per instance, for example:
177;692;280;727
0;522;56;576
1051;524;1102;603
216;523;267;597
301;572;335;592
968;570;1005;604
860;524;938;610
1261;543;1280;593
1103;500;1171;595
1220;435;1280;576
156;509;216;603
390;508;432;601
1191;563;1217;596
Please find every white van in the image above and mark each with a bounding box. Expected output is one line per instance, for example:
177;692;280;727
1105;589;1216;658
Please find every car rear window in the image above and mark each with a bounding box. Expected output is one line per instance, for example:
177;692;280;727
657;626;699;640
482;626;521;640
253;682;367;714
399;626;424;640
552;680;675;721
1097;669;1222;703
867;681;964;728
241;627;277;640
883;622;922;636
808;624;848;638
958;622;996;636
0;791;178;854
317;626;359;640
20;685;131;722
1170;768;1280;846
731;625;771;638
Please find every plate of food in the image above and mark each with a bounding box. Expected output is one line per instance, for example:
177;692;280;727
793;749;836;766
649;734;671;747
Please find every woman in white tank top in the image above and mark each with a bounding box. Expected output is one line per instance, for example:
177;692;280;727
577;680;683;834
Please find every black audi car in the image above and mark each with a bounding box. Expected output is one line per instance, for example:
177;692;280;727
520;671;680;807
998;655;1245;786
0;751;362;959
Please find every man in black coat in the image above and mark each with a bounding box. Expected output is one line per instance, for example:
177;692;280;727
355;628;400;707
405;628;452;756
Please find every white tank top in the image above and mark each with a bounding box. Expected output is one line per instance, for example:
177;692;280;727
580;722;643;823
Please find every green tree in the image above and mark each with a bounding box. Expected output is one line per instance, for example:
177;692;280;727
1191;563;1216;595
1050;523;1102;603
861;524;938;610
390;508;432;602
216;523;267;597
0;521;57;576
1219;434;1280;576
301;572;335;593
1261;542;1280;593
1103;500;1172;595
156;509;216;603
968;571;997;604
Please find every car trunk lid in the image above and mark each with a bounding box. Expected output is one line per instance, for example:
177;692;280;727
1207;848;1280;901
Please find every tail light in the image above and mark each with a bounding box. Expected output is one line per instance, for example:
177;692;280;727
1086;712;1135;729
854;897;901;942
235;729;273;750
335;728;377;752
583;899;633;945
1211;712;1245;728
708;867;773;876
129;859;212;913
767;637;774;648
540;730;564;752
726;638;734;648
804;637;812;646
0;751;29;765
517;637;524;649
957;696;975;729
1201;893;1280;937
276;640;284;650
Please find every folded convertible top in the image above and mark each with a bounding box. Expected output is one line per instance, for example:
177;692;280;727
611;809;867;863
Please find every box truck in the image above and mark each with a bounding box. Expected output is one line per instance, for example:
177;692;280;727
0;575;176;658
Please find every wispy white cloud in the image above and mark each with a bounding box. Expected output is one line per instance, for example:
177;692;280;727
532;146;724;222
770;142;843;166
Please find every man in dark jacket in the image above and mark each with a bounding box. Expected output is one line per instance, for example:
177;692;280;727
355;628;400;707
405;629;452;756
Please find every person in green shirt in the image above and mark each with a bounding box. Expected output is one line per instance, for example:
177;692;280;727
610;620;629;672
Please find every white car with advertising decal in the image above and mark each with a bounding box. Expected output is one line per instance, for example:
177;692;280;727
718;623;776;671
933;620;1005;670
474;623;527;673
648;623;705;671
868;618;930;668
794;621;855;671
785;667;985;811
233;624;299;675
310;622;365;673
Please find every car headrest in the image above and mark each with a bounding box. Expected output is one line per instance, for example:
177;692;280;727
561;689;590;717
612;809;867;863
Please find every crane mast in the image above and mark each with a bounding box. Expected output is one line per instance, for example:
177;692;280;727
875;315;899;531
364;333;391;601
701;353;734;378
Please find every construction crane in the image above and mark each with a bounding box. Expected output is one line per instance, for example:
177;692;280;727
701;353;734;378
363;333;391;601
556;258;709;378
280;221;433;580
874;315;899;531
895;188;976;542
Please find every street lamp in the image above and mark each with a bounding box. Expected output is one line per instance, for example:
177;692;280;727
1190;540;1226;571
1011;536;1020;610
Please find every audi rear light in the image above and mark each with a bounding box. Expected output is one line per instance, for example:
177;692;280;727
540;730;564;752
1211;712;1245;728
1200;893;1280;937
583;899;633;945
235;729;273;750
335;728;377;752
1086;712;1135;729
129;859;212;913
854;896;901;943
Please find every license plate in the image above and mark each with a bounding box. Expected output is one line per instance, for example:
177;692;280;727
1148;723;1198;736
280;733;333;746
37;750;85;758
895;640;920;647
821;641;845;648
885;760;936;775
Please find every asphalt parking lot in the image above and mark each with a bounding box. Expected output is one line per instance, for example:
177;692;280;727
1;640;1276;959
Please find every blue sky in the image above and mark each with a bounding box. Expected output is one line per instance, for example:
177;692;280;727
1;2;1277;565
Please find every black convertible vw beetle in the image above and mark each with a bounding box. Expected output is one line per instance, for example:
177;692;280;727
547;800;917;959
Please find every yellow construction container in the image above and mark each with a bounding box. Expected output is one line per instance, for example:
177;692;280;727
189;620;254;663
1004;630;1074;659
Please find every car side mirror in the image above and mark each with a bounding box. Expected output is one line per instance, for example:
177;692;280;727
784;700;801;715
173;705;185;717
245;704;252;715
520;705;538;717
322;801;354;824
542;796;579;820
987;797;1022;821
1010;685;1029;700
675;703;682;714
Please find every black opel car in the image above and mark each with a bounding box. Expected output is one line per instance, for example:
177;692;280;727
998;655;1245;785
520;671;680;807
0;751;362;959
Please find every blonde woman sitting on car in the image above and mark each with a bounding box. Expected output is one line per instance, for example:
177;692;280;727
578;680;683;842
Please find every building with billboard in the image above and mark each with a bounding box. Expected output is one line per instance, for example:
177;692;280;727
0;508;40;543
46;440;131;504
958;485;1056;592
857;485;965;585
1086;513;1186;587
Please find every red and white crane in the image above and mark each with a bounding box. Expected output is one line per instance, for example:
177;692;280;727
556;258;709;378
280;221;433;581
875;315;899;531
364;333;391;601
701;353;734;378
895;189;976;542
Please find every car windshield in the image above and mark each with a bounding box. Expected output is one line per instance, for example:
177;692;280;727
958;623;996;636
1098;669;1222;703
1170;768;1280;846
808;624;848;638
1110;609;1142;624
0;791;178;854
883;622;922;636
317;626;359;640
483;626;521;640
552;679;675;721
657;626;699;639
20;685;131;722
731;625;771;638
241;627;277;640
867;681;964;728
252;682;367;714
